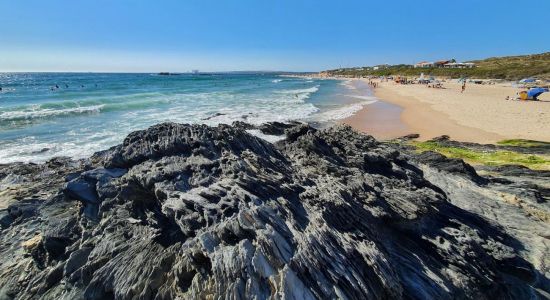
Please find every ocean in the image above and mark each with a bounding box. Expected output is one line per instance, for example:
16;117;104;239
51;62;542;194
0;73;376;163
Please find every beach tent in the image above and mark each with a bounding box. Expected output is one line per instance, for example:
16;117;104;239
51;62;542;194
519;78;536;83
527;87;549;100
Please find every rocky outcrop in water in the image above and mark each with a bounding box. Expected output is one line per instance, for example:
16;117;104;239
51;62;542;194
0;122;548;299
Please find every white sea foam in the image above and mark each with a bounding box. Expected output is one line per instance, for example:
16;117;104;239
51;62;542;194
348;95;378;101
271;79;283;83
245;130;286;143
277;85;319;95
339;80;356;90
0;105;104;121
0;131;123;163
314;99;378;122
192;102;319;126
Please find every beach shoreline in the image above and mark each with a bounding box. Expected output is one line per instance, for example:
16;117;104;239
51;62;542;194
339;78;550;143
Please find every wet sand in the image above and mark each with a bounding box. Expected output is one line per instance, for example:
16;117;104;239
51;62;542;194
342;99;410;140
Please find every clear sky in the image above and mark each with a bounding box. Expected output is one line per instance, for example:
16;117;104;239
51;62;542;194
1;0;548;72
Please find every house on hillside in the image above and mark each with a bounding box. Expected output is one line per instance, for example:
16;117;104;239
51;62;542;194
415;59;475;68
443;62;476;68
414;61;434;68
434;60;451;68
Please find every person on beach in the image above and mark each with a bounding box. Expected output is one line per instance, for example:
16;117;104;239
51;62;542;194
461;81;466;93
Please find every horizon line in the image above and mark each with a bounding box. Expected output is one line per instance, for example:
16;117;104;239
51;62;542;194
0;70;316;74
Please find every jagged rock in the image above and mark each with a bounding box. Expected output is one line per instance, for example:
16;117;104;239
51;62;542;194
431;135;451;142
0;122;548;299
22;234;43;252
258;121;303;136
64;168;126;219
231;121;255;130
396;133;420;141
415;151;488;185
482;164;550;178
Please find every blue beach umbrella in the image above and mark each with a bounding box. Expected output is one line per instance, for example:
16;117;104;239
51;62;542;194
519;78;536;83
527;87;549;99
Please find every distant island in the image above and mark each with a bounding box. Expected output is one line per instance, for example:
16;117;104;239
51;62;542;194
323;52;550;80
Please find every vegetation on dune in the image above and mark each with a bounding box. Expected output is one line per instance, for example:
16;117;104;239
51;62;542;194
327;52;550;80
411;140;550;170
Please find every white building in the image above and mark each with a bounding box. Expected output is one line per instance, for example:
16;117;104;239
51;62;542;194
414;61;434;68
443;62;476;68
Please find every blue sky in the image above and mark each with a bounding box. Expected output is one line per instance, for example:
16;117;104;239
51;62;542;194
1;0;548;72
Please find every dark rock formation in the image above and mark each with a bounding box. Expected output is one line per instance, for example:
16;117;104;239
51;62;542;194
415;151;488;185
0;122;548;299
257;121;303;136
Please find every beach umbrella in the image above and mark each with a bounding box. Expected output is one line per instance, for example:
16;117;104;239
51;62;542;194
527;87;549;99
519;78;536;83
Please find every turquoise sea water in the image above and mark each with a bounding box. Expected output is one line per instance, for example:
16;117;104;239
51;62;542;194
0;73;376;163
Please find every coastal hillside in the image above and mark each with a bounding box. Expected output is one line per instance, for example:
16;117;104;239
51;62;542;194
326;52;550;80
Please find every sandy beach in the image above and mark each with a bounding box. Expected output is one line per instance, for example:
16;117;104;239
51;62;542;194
343;79;550;143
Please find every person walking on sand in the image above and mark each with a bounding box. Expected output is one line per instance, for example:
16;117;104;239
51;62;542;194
461;81;466;93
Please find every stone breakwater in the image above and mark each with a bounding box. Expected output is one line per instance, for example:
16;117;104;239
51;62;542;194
0;122;549;299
